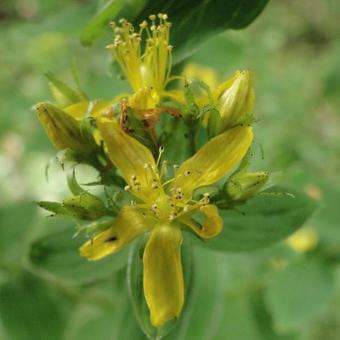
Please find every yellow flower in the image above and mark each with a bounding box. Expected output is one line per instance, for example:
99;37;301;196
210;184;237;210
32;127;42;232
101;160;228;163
286;227;319;253
80;117;253;327
107;14;179;110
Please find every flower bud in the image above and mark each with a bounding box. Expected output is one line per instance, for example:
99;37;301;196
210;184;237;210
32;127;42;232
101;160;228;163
63;193;108;220
37;193;108;220
224;171;269;203
36;102;94;154
215;70;255;132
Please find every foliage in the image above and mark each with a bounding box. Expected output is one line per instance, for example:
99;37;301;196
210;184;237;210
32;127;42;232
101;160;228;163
1;0;340;339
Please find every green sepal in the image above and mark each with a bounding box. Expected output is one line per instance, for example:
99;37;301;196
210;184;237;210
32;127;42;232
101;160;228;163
36;201;70;216
62;192;108;221
183;80;200;118
37;192;108;221
66;168;85;196
74;216;115;238
45;71;87;107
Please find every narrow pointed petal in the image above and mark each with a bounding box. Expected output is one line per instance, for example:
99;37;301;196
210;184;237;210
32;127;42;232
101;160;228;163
171;126;253;198
97;117;161;202
180;204;223;239
143;224;184;327
80;206;152;260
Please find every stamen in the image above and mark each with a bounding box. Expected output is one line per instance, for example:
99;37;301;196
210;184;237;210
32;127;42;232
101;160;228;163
156;146;165;167
161;177;175;187
110;14;172;95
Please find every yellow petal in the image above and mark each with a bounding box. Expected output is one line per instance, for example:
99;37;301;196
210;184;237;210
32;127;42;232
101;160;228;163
171;126;253;198
180;204;223;239
143;224;184;327
64;101;112;120
80;206;151;260
97;117;162;202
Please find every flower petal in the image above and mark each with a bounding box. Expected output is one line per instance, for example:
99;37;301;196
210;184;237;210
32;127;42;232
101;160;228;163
171;126;253;198
97;117;162;202
80;206;152;260
64;101;112;120
179;204;223;239
143;224;184;327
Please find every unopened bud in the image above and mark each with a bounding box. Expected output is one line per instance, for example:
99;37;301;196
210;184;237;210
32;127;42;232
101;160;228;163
63;193;108;220
215;70;255;132
224;171;269;203
36;102;93;154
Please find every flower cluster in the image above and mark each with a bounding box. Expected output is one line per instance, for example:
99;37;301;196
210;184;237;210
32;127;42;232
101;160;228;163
36;14;269;328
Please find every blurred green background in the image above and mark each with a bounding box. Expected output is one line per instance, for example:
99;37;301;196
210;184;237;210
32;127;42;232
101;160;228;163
1;0;340;339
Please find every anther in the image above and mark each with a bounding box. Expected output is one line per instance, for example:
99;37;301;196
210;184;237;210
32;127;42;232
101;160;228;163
149;14;156;21
124;185;130;191
139;20;147;28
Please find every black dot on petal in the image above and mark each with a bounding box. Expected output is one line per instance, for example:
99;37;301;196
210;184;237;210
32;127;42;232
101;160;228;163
105;236;118;243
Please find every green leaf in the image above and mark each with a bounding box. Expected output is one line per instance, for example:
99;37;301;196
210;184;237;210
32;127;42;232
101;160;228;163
265;261;334;332
135;0;269;63
80;0;127;46
203;187;317;252
0;272;72;340
166;246;265;340
63;274;129;340
29;225;128;284
0;202;37;263
81;0;269;63
127;234;193;339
